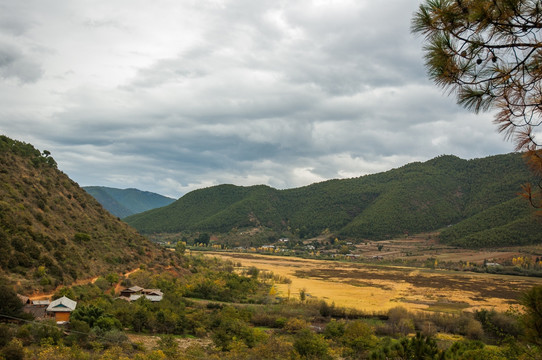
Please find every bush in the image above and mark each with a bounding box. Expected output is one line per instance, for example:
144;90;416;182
319;301;335;317
1;338;24;360
464;319;484;340
274;317;288;329
520;285;542;346
370;333;442;360
0;324;13;347
94;277;110;291
474;309;521;341
283;318;308;334
293;329;331;359
387;307;414;336
250;312;279;328
246;336;294;360
73;233;91;242
342;320;377;355
323;319;345;339
102;330;129;348
30;320;63;345
0;284;23;317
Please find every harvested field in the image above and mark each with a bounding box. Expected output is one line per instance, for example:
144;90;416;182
202;251;542;313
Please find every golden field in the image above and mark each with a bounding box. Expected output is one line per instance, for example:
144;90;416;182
202;251;542;314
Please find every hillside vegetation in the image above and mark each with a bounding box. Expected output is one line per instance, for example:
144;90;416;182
125;153;541;247
0;135;176;292
83;186;175;218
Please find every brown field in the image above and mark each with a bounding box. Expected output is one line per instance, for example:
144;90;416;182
202;251;542;314
341;234;530;264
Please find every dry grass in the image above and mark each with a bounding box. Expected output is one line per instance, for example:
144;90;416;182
203;252;542;313
126;334;212;351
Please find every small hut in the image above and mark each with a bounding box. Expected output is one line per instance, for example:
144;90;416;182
46;296;77;323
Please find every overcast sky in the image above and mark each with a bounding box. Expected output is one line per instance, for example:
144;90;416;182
0;0;513;198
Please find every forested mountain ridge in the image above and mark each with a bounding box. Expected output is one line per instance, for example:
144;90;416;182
125;153;541;247
0;135;177;292
83;186;176;218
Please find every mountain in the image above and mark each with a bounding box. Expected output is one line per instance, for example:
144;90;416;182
125;153;542;248
83;186;176;218
0;135;177;293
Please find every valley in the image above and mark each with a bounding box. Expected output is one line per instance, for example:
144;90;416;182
202;250;542;314
2;135;542;359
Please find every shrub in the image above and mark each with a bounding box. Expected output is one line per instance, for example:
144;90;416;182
342;320;377;354
464;319;484;340
319;301;335;317
0;283;23;317
30;320;63;345
250;312;279;328
293;329;331;359
73;233;91;243
474;309;521;341
387;307;414;336
283;318;309;334
0;324;13;347
1;338;24;360
323;319;346;339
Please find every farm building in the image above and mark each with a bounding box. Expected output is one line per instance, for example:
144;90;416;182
120;286;144;297
21;298;51;319
120;286;163;302
46;296;77;323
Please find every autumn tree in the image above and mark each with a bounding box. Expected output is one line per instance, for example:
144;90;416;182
412;0;542;206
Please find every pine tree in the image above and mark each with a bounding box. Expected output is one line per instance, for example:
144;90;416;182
412;0;542;207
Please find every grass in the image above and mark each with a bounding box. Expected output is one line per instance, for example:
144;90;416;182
425;302;470;314
202;251;542;314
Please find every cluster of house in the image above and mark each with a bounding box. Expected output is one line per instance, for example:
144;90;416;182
19;285;163;324
119;286;163;302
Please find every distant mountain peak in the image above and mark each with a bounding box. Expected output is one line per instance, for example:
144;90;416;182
83;186;176;218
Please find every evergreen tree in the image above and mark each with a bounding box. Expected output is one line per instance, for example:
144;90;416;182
0;282;23;319
412;0;542;206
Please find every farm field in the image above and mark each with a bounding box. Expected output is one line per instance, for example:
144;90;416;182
202;251;542;314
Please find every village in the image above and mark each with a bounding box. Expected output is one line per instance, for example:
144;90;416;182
17;285;163;324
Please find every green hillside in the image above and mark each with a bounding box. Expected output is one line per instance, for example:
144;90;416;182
438;197;542;248
125;153;541;247
0;135;176;292
83;186;175;218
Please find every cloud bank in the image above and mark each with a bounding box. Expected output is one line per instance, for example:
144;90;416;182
0;0;512;198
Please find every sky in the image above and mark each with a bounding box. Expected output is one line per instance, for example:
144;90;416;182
0;0;514;199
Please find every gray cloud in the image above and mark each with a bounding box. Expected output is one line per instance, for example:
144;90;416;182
0;41;43;83
0;0;514;198
0;1;36;36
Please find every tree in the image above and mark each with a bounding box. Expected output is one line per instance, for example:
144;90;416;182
175;241;186;255
299;288;307;303
521;285;542;346
197;233;210;246
106;272;120;286
370;333;442;360
1;338;24;360
293;329;331;359
342;320;378;356
412;0;542;206
0;283;23;318
71;304;105;328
